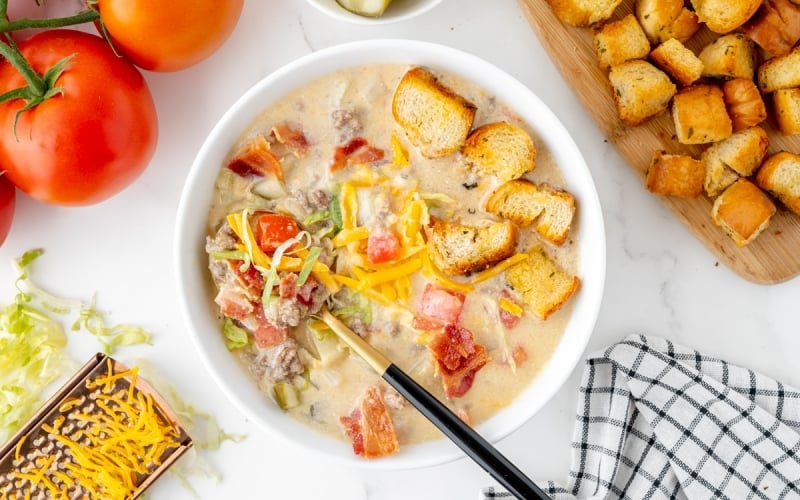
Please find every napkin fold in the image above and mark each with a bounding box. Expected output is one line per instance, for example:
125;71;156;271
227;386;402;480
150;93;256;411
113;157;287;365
482;334;800;500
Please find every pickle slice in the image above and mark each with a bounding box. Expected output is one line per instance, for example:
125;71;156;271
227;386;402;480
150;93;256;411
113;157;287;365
336;0;393;17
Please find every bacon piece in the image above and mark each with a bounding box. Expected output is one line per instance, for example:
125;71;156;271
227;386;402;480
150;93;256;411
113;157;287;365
272;122;309;157
229;259;265;299
340;386;399;458
226;135;284;180
215;285;253;321
429;324;490;398
330;137;385;171
743;0;800;56
349;145;385;164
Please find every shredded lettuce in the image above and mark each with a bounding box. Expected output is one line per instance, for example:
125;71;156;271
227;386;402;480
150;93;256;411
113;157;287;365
13;249;151;354
0;298;74;443
0;249;242;496
0;248;152;443
296;246;322;286
222;318;248;350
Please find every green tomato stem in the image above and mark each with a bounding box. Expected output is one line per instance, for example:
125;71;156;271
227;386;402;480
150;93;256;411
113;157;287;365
0;8;100;33
0;40;44;95
0;0;7;22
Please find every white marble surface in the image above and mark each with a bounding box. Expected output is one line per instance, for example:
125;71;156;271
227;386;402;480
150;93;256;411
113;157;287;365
1;0;799;498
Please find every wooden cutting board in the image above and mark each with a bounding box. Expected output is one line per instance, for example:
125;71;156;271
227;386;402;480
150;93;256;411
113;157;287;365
518;0;800;284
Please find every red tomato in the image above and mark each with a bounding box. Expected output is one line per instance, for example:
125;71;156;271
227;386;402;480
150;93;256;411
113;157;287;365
255;213;300;254
95;0;244;72
0;30;157;206
367;231;401;264
0;175;15;246
415;284;465;328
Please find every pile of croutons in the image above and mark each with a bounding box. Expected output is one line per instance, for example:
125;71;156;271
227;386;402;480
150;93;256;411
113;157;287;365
547;0;800;247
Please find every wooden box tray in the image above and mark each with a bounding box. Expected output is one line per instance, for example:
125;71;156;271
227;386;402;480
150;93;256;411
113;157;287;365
518;0;800;284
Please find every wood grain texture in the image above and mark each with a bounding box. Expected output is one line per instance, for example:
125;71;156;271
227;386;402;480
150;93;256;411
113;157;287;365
518;0;800;284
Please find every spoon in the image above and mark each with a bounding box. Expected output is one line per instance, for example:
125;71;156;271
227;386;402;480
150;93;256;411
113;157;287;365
319;308;550;500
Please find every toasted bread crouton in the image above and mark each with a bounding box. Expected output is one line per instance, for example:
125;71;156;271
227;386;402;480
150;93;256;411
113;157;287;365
698;34;756;80
689;0;762;33
773;88;800;135
392;67;477;158
703;157;740;197
650;38;704;86
666;8;702;42
672;84;732;145
755;151;800;215
645;150;705;197
757;46;800;93
426;218;517;276
506;248;580;320
722;78;768;132
609;60;677;126
712;178;776;246
636;0;681;40
635;0;701;43
635;0;682;42
702;126;770;179
485;180;576;246
462;122;536;182
594;15;651;69
546;0;624;27
743;0;800;57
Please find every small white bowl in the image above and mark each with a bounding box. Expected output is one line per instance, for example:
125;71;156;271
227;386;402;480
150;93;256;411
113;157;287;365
175;39;606;469
305;0;443;24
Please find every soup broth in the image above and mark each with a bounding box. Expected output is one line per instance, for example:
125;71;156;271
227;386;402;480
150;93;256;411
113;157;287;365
205;64;579;452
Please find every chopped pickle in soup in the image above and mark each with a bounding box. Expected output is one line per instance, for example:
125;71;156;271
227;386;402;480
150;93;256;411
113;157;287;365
205;64;580;458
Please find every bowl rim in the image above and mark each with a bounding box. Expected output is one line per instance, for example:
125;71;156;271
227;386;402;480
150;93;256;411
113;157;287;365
305;0;444;25
174;38;607;470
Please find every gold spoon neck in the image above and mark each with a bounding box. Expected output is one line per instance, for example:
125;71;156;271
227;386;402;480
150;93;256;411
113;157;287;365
320;309;392;374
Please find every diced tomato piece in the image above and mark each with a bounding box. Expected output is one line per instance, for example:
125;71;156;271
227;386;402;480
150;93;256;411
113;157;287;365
498;290;521;329
428;324;489;398
254;212;300;254
340;386;399;459
226;135;284;180
367;230;401;264
415;284;465;329
272;122;309;157
252;304;289;348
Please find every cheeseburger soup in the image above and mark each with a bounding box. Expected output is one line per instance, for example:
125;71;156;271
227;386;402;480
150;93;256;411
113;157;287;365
205;64;580;458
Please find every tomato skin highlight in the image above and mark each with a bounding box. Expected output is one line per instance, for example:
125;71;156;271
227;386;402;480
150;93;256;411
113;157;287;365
0;30;157;206
366;231;401;264
254;213;300;254
0;175;15;246
96;0;244;72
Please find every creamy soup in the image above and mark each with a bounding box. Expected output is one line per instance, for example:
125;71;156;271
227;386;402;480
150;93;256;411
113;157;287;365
205;64;579;455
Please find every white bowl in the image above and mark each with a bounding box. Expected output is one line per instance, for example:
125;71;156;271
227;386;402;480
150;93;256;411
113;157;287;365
175;39;606;469
305;0;443;24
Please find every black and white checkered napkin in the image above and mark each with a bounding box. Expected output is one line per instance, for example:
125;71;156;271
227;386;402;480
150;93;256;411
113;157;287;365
483;334;800;500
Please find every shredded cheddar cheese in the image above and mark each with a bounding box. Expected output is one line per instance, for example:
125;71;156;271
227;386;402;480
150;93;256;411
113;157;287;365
499;296;523;317
8;361;184;499
391;135;409;167
470;253;529;285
